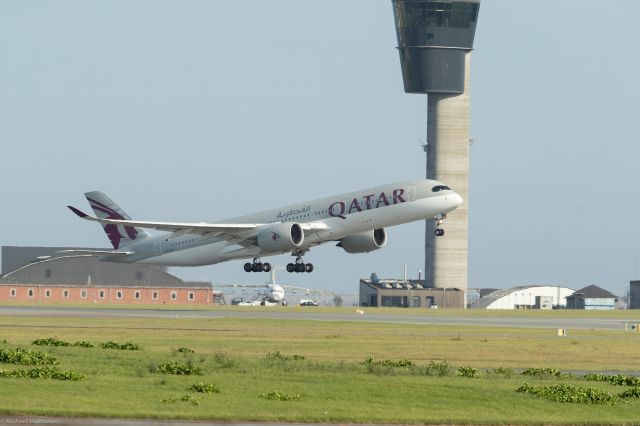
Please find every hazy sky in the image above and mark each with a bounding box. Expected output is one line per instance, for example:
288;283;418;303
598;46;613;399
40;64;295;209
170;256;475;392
1;1;639;297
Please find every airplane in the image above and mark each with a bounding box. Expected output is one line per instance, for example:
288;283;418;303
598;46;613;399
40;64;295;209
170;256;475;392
220;269;330;306
66;179;463;274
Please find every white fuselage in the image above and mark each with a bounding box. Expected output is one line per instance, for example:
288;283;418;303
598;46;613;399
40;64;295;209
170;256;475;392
100;179;462;266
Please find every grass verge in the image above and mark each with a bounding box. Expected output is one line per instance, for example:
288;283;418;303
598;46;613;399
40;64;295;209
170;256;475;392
0;315;638;424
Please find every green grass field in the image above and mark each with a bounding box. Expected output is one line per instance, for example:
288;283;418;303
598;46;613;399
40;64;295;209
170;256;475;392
0;312;639;424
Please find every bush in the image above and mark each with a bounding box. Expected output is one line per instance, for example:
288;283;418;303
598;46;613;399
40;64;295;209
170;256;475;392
260;390;302;401
521;368;574;379
584;373;640;387
212;353;235;368
457;366;479;378
188;382;220;394
361;357;414;368
33;338;95;348
0;366;84;380
517;383;619;405
155;360;203;375
32;338;69;347
177;347;194;354
99;341;140;351
619;387;640;399
426;361;451;377
0;348;58;365
489;367;514;377
161;394;201;406
266;350;305;361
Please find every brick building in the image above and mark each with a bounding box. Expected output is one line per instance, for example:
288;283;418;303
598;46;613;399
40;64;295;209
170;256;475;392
0;246;214;305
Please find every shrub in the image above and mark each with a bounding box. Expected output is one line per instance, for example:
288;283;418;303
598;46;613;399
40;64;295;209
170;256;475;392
188;382;220;394
260;390;302;401
521;368;574;379
155;360;203;375
584;373;640;387
457;366;479;378
489;367;514;377
99;341;140;351
32;338;69;347
426;361;451;377
266;350;305;361
212;353;235;368
517;383;619;405
177;347;194;354
619;387;640;399
0;366;84;380
0;348;58;365
33;338;95;348
161;394;201;406
361;357;414;368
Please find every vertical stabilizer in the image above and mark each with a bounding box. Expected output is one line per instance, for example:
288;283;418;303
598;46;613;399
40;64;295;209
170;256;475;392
84;191;151;249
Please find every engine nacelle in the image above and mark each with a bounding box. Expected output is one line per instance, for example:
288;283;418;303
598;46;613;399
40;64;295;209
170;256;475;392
337;228;387;254
257;222;304;252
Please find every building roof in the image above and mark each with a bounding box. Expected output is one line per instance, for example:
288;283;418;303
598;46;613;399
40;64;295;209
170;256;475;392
472;285;575;309
569;284;618;299
0;251;209;288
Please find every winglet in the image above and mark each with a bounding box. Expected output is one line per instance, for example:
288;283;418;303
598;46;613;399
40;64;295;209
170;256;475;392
67;205;89;218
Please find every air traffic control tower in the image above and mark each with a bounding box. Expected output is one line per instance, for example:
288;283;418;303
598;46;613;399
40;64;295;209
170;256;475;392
391;0;480;302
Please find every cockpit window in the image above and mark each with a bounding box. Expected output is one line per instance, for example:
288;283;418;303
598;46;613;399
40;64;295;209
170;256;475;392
431;185;451;192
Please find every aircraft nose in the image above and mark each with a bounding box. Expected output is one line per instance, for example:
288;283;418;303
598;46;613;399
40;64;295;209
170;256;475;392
444;192;463;211
451;193;463;207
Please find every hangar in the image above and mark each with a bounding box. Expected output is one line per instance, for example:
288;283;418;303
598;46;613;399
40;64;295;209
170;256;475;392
470;285;575;309
0;246;216;305
565;284;618;310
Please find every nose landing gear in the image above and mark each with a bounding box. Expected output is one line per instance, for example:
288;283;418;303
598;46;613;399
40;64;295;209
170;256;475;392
434;214;446;237
243;257;272;273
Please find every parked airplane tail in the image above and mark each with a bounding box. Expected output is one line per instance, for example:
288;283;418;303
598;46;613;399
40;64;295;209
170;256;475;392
84;191;151;249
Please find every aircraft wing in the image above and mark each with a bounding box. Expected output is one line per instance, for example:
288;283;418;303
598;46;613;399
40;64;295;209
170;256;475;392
281;285;334;296
67;206;261;236
56;249;133;256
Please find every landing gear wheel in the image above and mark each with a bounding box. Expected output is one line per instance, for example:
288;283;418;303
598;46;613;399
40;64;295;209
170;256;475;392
244;263;252;272
286;263;295;273
295;263;306;273
262;262;272;272
252;262;263;272
305;263;314;273
434;228;445;237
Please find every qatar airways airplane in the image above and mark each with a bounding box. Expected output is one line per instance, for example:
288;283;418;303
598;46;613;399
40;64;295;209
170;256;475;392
66;179;462;274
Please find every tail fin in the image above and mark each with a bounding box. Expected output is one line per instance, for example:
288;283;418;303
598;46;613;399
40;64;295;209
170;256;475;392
84;191;151;249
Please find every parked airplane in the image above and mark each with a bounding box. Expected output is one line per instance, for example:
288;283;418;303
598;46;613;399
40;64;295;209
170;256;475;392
221;269;328;306
66;179;462;274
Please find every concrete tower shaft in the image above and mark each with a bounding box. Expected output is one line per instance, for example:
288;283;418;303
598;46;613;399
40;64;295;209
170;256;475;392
392;0;479;303
424;53;470;293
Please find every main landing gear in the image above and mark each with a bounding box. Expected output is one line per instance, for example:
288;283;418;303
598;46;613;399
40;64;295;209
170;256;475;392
244;258;272;273
286;256;313;273
434;213;446;237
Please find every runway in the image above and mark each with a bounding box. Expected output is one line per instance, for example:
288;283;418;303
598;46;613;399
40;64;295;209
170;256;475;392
0;306;637;331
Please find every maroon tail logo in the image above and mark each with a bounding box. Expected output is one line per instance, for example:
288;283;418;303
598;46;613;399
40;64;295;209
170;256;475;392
87;198;138;249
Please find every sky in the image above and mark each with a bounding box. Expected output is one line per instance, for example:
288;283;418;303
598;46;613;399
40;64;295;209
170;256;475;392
1;1;639;298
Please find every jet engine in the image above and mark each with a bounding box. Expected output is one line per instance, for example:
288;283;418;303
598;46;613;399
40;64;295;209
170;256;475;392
337;228;387;254
257;222;304;252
